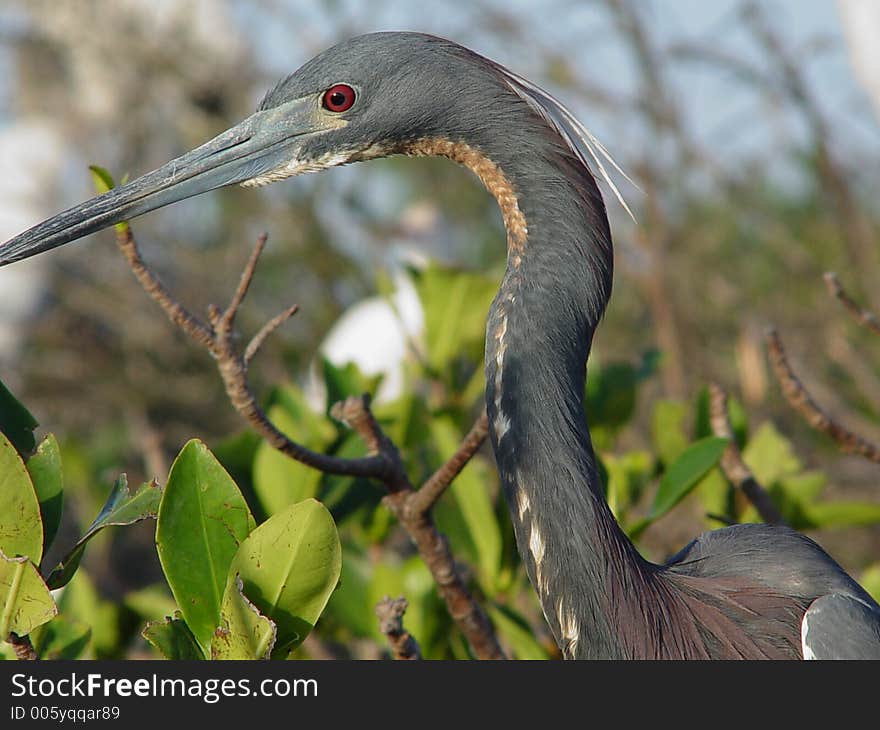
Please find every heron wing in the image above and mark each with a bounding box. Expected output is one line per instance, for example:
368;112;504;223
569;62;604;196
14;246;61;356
801;593;880;660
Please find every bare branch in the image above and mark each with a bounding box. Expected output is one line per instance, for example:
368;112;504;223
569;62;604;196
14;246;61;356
220;233;267;333
766;329;880;464
116;224;504;660
113;227;214;350
410;410;489;515
708;383;784;524
823;272;880;336
244;305;299;365
375;596;421;660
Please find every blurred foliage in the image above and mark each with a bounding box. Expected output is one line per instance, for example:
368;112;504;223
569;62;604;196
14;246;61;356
3;258;880;660
0;382;342;660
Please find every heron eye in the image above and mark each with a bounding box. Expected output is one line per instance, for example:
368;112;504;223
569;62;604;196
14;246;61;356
322;84;356;113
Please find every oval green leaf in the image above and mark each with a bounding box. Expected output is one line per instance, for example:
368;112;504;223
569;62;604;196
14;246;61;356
487;603;549;660
228;499;341;657
47;475;162;590
0;378;38;456
0;552;56;638
157;440;255;652
0;432;43;564
211;575;277;660
142;614;205;660
650;436;728;520
26;434;64;558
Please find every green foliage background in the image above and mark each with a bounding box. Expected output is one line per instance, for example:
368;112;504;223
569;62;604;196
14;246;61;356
1;1;880;659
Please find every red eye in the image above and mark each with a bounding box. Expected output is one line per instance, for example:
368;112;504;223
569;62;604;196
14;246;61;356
322;84;356;112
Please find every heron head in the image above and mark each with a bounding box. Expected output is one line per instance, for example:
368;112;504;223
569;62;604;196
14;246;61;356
0;32;515;267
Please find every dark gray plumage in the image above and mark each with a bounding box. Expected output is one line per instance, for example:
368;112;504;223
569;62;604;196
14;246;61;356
801;593;880;659
1;31;878;659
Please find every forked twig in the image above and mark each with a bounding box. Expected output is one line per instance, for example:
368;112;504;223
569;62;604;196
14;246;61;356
114;225;504;659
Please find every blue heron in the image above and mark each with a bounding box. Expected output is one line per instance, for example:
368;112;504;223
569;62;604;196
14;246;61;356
1;32;879;659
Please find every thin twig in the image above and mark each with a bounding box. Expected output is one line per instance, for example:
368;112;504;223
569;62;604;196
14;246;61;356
375;596;421;660
7;633;37;661
115;225;504;659
823;272;880;336
708;383;784;524
114;228;214;350
766;328;880;464
410;411;489;515
244;305;299;365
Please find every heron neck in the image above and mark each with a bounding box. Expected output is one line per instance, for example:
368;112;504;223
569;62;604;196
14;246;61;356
478;141;648;658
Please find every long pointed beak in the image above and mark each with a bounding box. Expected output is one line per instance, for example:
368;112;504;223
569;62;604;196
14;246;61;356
0;96;332;267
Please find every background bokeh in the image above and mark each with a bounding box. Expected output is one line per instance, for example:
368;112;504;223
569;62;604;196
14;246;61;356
1;0;879;658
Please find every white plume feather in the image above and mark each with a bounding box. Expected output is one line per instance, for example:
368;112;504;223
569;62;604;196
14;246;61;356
494;65;638;222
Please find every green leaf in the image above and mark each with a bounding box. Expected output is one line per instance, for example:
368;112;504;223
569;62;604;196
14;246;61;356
0;378;38;456
123;584;178;623
430;417;501;592
603;450;653;519
31;616;91;660
273;384;337;443
585;360;637;432
26;434;64;557
778;471;826;504
742;422;802;486
211;575;277;659
0;431;43;564
252;405;324;515
860;563;880;604
142;614;205;660
0;552;56;638
321;358;383;414
156;440;255;652
791;501;880;530
695;469;730;524
650;436;729;520
650;400;689;465
228;499;341;657
323;548;373;637
57;571;118;658
487;603;548;660
88;165;129;233
412;264;497;373
47;475;162;589
32;617;91;660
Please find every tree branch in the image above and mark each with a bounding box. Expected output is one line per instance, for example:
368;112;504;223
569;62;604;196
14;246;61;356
375;596;421;660
766;328;880;464
7;633;37;661
409;411;489;515
115;225;504;659
823;272;880;336
707;383;784;524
